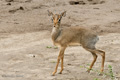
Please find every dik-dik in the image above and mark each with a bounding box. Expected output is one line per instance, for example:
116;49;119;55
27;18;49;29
47;10;105;76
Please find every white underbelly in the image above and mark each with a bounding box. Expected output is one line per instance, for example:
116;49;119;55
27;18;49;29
68;43;81;46
53;42;81;47
54;43;61;47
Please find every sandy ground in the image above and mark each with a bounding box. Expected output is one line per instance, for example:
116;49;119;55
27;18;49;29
0;0;120;80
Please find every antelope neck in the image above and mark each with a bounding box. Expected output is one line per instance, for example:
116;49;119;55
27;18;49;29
51;27;61;41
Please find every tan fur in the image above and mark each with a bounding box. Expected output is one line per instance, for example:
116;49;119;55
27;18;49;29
47;10;105;76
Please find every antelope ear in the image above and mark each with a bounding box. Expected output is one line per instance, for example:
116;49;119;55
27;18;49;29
47;10;53;16
61;11;66;17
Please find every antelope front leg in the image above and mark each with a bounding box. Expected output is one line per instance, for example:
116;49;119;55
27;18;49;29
59;55;64;74
52;56;61;76
52;47;66;76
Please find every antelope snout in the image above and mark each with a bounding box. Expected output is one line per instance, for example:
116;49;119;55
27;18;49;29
53;23;57;27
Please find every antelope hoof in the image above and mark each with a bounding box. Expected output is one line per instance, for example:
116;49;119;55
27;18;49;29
98;72;103;76
52;71;56;76
86;69;91;73
52;73;55;76
58;72;62;74
98;70;104;76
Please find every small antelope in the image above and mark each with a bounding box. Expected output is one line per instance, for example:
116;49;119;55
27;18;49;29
47;10;105;76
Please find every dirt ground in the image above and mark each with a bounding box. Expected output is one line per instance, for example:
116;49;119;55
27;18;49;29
0;0;120;80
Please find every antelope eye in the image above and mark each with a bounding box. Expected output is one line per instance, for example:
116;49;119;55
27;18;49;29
51;18;53;22
58;19;61;22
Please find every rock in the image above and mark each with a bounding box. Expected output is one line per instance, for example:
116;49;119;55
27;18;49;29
69;1;86;5
5;0;14;2
6;3;11;5
19;7;24;10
